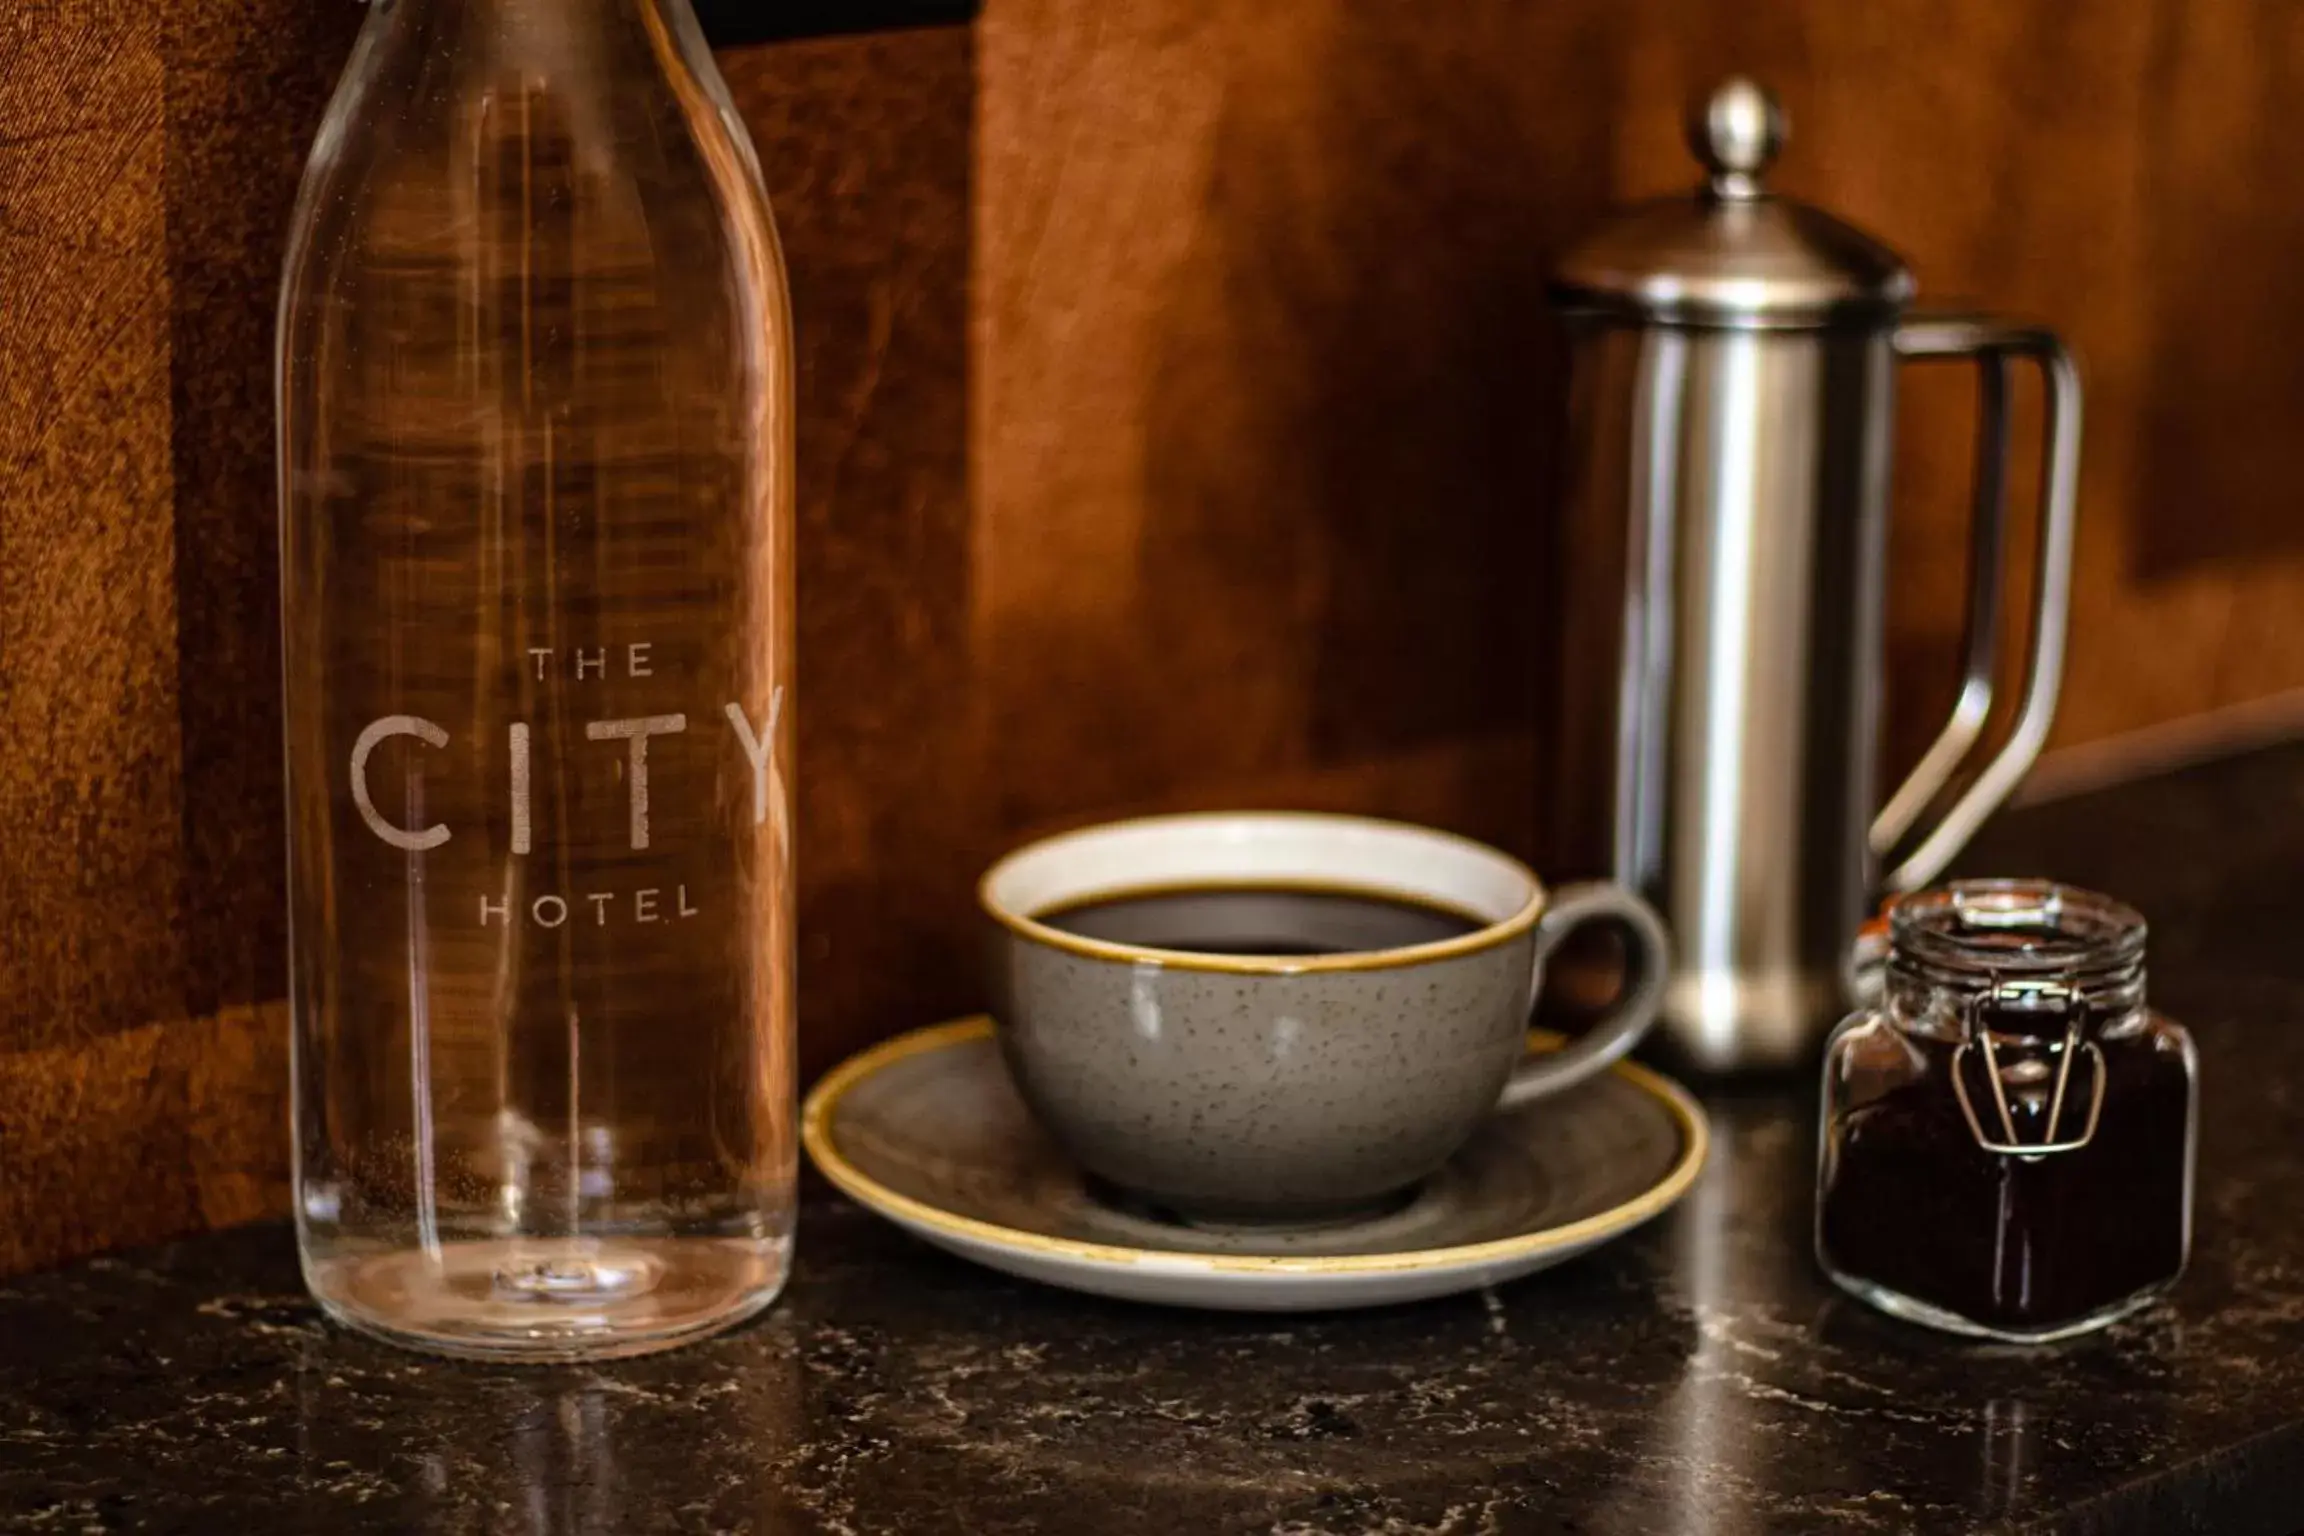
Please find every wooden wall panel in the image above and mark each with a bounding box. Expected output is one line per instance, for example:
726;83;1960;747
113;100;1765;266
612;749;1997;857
975;1;1620;853
1;0;192;1062
0;0;304;1271
977;0;2304;839
719;33;979;1088
165;0;364;1028
975;3;1615;847
11;0;2304;1275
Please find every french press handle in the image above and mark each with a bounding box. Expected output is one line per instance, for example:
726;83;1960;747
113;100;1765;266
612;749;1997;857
1871;314;2082;892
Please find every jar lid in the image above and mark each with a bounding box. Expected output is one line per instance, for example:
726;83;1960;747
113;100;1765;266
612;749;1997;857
1550;78;1915;330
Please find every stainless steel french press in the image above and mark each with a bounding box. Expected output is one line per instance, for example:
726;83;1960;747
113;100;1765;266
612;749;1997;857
1545;79;2081;1073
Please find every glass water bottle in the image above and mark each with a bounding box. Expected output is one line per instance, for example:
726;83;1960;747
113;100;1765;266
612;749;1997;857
278;0;795;1360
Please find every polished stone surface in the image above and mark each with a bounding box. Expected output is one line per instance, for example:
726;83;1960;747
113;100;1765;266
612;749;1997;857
9;747;2304;1533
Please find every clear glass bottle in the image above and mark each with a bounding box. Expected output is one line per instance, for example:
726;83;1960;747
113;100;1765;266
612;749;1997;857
1817;881;2196;1342
278;0;795;1360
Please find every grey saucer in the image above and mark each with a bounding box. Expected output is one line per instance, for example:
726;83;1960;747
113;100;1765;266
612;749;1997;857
803;1018;1709;1312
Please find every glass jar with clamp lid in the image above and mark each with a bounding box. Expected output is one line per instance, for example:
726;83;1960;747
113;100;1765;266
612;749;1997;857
1816;880;2195;1341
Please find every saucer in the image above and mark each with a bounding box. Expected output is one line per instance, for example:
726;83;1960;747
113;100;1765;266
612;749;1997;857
803;1017;1708;1312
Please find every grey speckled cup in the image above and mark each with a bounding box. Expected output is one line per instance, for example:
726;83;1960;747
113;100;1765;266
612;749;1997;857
981;812;1670;1222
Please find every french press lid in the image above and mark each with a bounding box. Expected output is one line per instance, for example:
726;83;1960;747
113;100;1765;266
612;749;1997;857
1551;78;1916;330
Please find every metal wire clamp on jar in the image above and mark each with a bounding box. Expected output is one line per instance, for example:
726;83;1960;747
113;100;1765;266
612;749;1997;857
1816;881;2196;1342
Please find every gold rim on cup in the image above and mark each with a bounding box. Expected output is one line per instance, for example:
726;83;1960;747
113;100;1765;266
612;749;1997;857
977;810;1551;978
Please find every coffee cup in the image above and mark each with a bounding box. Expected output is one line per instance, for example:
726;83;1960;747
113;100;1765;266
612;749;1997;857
980;811;1670;1222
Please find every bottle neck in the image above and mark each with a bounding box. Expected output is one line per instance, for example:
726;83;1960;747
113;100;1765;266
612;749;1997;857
380;0;696;22
371;0;712;70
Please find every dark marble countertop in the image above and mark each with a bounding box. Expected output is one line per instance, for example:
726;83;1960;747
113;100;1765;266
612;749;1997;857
10;746;2304;1534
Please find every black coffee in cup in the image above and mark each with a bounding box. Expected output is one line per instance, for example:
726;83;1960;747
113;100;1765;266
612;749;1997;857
1038;885;1483;958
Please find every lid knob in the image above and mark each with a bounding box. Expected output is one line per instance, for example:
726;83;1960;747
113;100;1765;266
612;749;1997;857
1550;73;1912;326
1687;77;1785;199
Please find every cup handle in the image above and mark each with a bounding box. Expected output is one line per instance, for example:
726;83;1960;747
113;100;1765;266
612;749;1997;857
1495;882;1671;1111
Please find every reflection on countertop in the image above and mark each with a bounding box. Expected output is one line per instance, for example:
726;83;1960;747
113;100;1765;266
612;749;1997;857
8;744;2304;1534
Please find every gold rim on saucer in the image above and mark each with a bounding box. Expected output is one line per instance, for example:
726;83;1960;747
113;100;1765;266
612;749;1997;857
802;1017;1710;1276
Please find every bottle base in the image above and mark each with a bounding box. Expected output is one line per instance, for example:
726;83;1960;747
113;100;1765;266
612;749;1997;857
1823;1267;2166;1344
304;1234;791;1363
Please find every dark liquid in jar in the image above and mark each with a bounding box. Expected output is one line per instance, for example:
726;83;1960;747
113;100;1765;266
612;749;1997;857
1818;1008;2191;1332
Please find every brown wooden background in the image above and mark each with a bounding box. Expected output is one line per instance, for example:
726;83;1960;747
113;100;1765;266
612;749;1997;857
6;0;2304;1275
